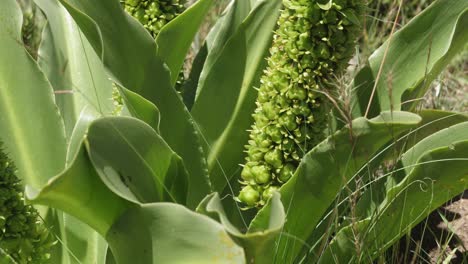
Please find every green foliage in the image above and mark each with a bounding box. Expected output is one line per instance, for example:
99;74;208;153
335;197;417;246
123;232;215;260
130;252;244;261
55;0;212;208
0;144;55;263
0;0;466;263
365;0;432;50
353;0;468;117
238;0;365;207
320;125;468;263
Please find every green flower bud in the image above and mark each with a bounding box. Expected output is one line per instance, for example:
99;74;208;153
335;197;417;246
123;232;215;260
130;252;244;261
241;166;254;182
279;163;295;183
287;86;307;100
262;186;279;201
252;165;271;185
264;149;283;169
266;125;283;143
238;186;260;207
254;112;270;127
279;114;298;131
262;102;279;120
316;42;331;59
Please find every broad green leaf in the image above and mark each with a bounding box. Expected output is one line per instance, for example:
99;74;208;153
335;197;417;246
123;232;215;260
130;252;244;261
35;0;114;154
198;192;285;264
107;203;246;264
57;0;211;208
407;110;468;148
352;0;468;117
27;146;243;264
194;0;253;100
180;42;207;110
192;31;247;148
66;106;101;164
26;146;131;236
191;0;282;192
26;139;241;264
319;140;468;263
203;0;252;68
25;144;130;263
402;122;468;174
87;117;188;205
181;0;252;109
117;84;161;133
249;112;422;262
155;0;215;85
2;3;108;263
33;3;115;262
354;111;468;219
0;0;66;188
385;110;468;161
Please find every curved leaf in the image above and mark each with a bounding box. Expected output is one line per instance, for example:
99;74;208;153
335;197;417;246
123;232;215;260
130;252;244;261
26;146;131;236
181;0;252;109
35;0;114;155
402;121;468;173
57;0;211;208
193;0;253;100
87;117;188;205
409;110;468;144
320;140;468;263
116;84;161;133
352;0;468;117
197;192;285;264
107;203;246;264
0;0;66;188
249;111;422;262
354;111;468;219
155;0;215;85
5;2;111;262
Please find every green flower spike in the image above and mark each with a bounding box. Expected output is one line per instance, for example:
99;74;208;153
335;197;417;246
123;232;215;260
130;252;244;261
0;143;55;263
238;0;365;207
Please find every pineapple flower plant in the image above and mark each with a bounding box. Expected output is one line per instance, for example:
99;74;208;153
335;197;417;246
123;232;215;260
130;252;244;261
0;0;467;263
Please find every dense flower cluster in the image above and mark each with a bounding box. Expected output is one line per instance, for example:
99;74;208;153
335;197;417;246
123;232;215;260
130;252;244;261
0;144;55;263
123;0;186;38
238;0;365;207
